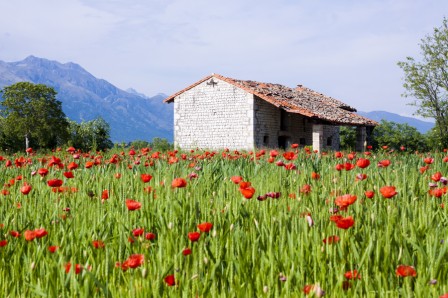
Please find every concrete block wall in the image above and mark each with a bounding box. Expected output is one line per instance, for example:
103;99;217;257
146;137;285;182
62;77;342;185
173;78;254;150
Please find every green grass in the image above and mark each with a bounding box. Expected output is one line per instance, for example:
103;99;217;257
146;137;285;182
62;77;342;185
0;148;447;297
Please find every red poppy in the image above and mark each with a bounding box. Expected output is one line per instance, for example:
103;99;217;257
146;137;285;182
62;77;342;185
182;248;192;256
197;222;213;233
34;228;48;238
344;163;355;171
300;184;312;194
145;232;156;241
431;172;442;182
48;245;59;253
396;265;416;277
269;150;279;157
380;186;397;198
283;152;296;161
20;183;32;195
92;240;105;249
429;188;446;198
132;228;144;237
37;168;49;177
66;162;77;171
365;190;375;199
0;240;7;247
378;160;391;168
47;179;63;188
231;176;243;184
311;172;320;180
334;151;343;158
356;158;370;169
122;254;144;270
188;232;201;242
24;230;36;241
141;174;153;183
164;274;176;286
344;270;361;280
9;230;20;238
335;216;355;229
239;181;256;199
355;173;367;181
329;215;343;223
335;194;357;208
322;235;340;244
171;178;187;188
335;164;344;171
63;171;74;179
126;199;141;211
85;161;94;168
102;189;109;200
424;157;434;164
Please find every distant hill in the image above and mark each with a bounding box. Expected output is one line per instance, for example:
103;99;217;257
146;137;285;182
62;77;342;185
0;56;173;143
357;110;434;134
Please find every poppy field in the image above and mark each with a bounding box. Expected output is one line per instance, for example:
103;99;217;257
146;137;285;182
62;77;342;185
1;146;448;297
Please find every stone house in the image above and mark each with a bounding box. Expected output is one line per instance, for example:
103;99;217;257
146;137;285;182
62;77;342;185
164;74;377;151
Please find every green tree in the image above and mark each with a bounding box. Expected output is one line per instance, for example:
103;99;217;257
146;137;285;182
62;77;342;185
371;120;428;152
67;117;113;151
150;137;173;151
130;140;151;149
398;18;448;148
0;82;69;151
339;126;356;150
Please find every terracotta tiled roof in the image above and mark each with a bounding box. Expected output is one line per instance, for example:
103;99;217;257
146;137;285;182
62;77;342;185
164;74;378;126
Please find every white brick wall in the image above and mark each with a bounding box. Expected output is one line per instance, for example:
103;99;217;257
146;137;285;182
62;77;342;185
174;78;254;150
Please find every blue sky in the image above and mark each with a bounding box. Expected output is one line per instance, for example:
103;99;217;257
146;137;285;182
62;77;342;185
0;0;447;118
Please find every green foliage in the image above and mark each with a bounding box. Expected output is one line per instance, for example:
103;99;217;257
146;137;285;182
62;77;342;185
67;117;113;151
339;126;356;150
0;82;69;151
371;120;428;151
129;140;151;149
150;137;173;151
398;17;448;148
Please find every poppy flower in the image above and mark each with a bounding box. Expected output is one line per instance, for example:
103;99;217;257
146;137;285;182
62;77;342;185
378;160;391;168
171;178;187;188
230;176;243;184
0;240;7;247
122;254;144;270
429;188;446;198
300;184;312;194
334;151;343;158
34;228;48;238
344;163;355;171
356;158;370;168
344;270;361;280
9;230;20;238
188;232;201;242
182;248;192;256
365;190;375;199
126;199;141;211
48;245;59;253
329;215;343;223
396;265;417;277
239;181;256;199
335;216;355;229
141;174;153;183
380;186;397;198
102;189;109;200
284;163;297;170
20;183;32;195
132;228;144;237
355;173;367;181
322;235;340;244
37;168;49;177
92;240;105;249
85;161;94;168
269;150;279;157
145;232;156;241
424;157;434;164
197;222;213;233
164;274;176;286
335;194;357;208
63;171;74;179
311;172;320;180
24;230;36;241
66;162;78;170
431;172;442;182
47;179;63;188
283;152;296;161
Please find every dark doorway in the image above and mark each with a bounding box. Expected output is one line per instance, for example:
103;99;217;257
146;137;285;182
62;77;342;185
278;136;290;149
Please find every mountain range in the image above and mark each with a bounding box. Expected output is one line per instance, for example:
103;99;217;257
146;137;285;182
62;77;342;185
0;56;435;142
0;56;173;142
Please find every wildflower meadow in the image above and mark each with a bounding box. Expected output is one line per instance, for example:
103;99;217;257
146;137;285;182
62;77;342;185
1;146;448;297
